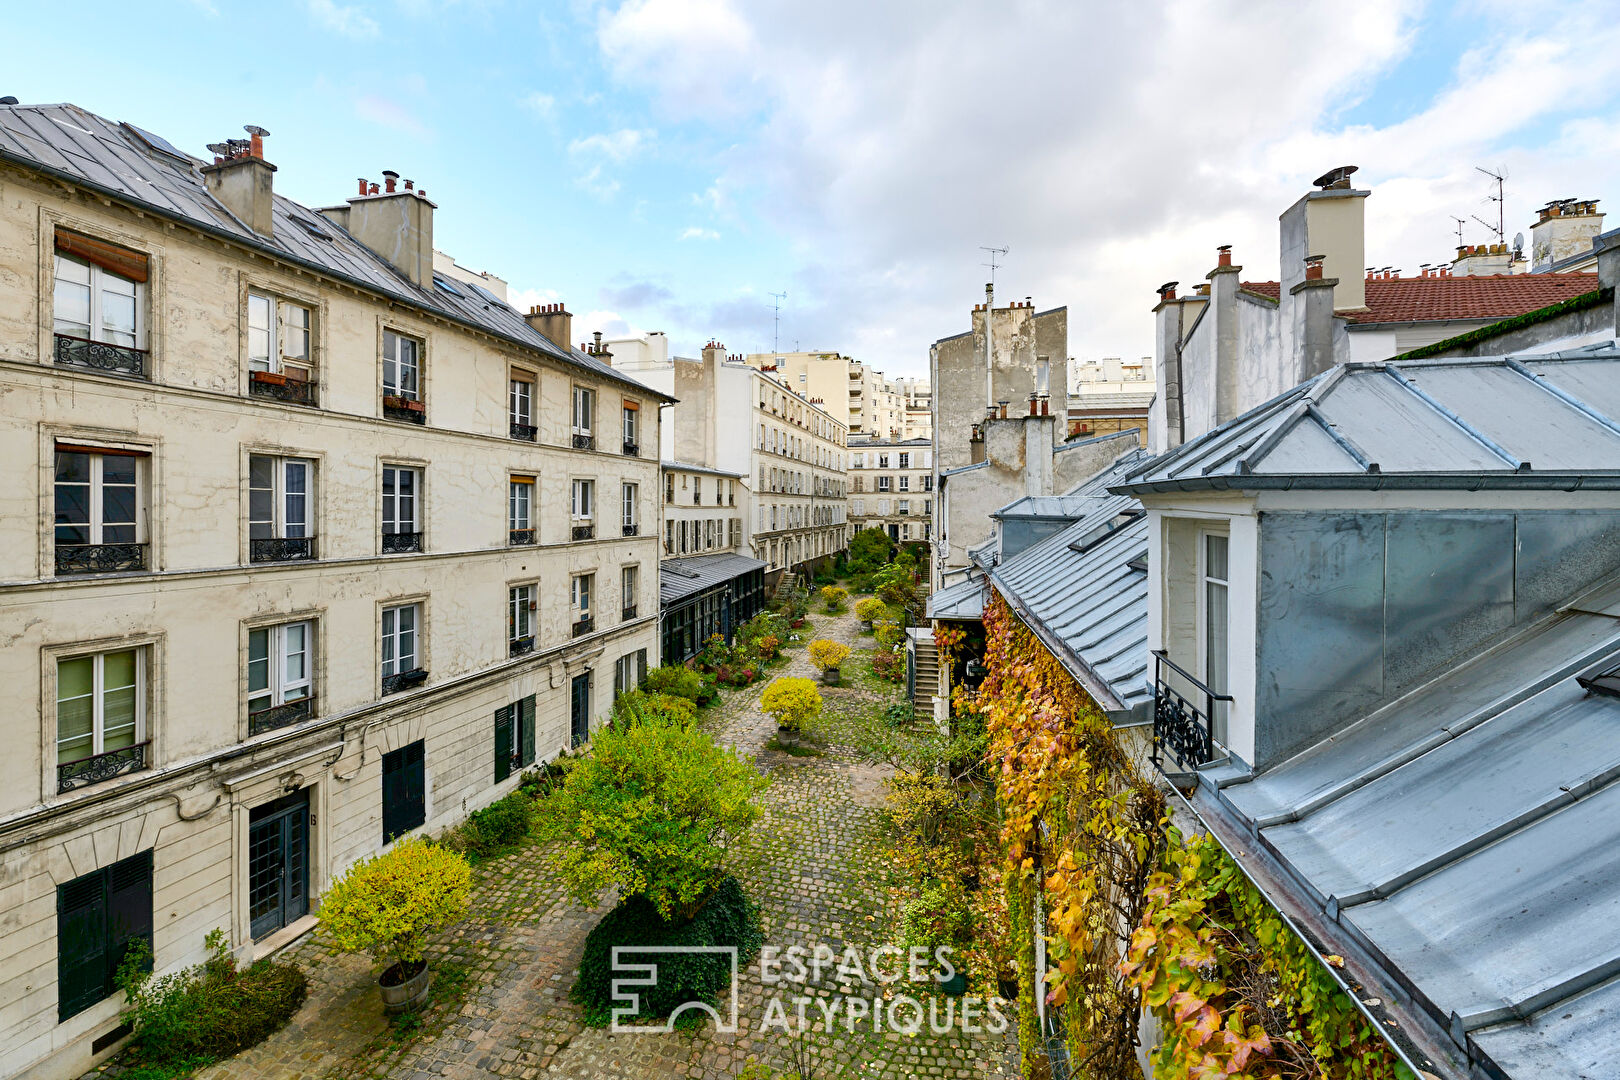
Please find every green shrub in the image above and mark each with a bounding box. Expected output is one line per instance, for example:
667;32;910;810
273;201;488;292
644;664;705;702
901;880;974;953
874;620;906;648
461;794;531;858
855;597;888;623
319;838;472;972
612;689;699;727
116;930;309;1075
573;875;762;1028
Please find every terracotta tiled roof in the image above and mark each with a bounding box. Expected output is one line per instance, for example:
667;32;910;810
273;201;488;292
1239;274;1600;324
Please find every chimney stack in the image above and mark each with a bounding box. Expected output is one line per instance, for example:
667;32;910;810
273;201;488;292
339;167;437;287
1531;198;1605;271
525;303;573;352
1281;166;1368;311
201;125;276;239
1290;254;1339;382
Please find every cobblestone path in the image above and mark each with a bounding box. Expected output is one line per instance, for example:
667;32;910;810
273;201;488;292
97;598;1017;1080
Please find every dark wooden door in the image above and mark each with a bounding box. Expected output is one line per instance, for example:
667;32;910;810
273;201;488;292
570;673;591;747
248;791;309;940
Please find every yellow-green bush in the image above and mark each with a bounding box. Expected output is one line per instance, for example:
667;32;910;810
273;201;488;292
760;676;823;732
806;639;851;671
318;837;472;972
855;597;888;623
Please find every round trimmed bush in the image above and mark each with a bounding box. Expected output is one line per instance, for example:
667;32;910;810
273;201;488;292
573;875;762;1028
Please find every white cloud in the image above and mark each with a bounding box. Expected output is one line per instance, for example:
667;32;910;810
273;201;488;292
521;92;556;120
308;0;380;39
680;226;721;241
591;0;1620;375
568;128;652;161
355;94;429;138
508;286;561;314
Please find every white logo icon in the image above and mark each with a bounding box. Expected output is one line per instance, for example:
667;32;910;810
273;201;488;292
609;946;741;1034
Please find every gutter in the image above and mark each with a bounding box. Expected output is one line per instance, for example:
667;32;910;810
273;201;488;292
1112;471;1620;496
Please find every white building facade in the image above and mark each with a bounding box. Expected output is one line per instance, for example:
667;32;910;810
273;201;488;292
848;437;933;544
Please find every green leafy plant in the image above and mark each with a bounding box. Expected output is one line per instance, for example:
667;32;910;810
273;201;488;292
818;585;849;613
539;713;768;919
318;837;473;976
871;648;906;683
445;792;532;862
644;664;706;702
806;639;851;672
874;619;906;648
759;676;823;734
855;597;888;624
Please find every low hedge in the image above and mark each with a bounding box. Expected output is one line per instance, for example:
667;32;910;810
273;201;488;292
573;875;762;1028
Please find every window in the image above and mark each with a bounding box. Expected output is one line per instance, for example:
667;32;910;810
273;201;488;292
898;452;910;468
56;648;146;791
248;293;312;377
381;603;423;690
382;330;420;399
1201;533;1230;740
381;741;425;843
509;376;535;439
53;236;147;378
693;477;702;505
572;386;595;447
56;849;153;1022
898;499;910;516
622;565;638;618
666;472;675;504
54;447;146;573
572;479;594;519
509;476;535;545
508;584;535;654
381;466;421;552
878;454;890;468
614;649;648;698
899;475;910;491
622;483;638;536
705;519;715;548
248;622;313;733
572;574;593;634
679;519;689;554
622;401;639;454
494;696;535;783
249;455;314;561
665;519;675;554
878;475;891;492
923;499;932;514
878;499;890;515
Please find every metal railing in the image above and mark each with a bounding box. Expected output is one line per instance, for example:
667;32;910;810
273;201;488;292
250;536;316;563
508;528;536;546
382;531;423;554
572;617;594;638
382;398;426;424
622;440;639;457
509;635;535;658
249;697;313;736
382;668;429;695
54;333;148;379
56;542;147;575
572;432;595;450
510;420;537;441
1150;650;1232;773
622;522;639;537
58;741;149;793
621;605;637;621
249;374;317;406
571;523;594;541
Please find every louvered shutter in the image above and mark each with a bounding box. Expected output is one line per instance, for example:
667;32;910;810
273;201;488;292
518;696;536;768
57;873;107;1021
494;705;514;783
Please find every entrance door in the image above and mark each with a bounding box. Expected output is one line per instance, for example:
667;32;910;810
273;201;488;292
248;790;309;940
571;672;591;747
888;524;900;542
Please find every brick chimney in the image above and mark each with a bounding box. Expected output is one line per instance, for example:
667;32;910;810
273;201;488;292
586;329;613;366
201;126;276;239
1451;242;1513;277
525;303;572;352
342;169;436;287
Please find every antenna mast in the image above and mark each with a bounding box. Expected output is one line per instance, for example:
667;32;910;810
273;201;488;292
980;245;1009;293
1473;166;1507;244
768;291;787;353
1450;216;1467;246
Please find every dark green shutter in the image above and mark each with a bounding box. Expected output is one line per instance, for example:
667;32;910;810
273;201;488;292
57;849;152;1022
382;741;426;843
519;696;536;768
494;705;514;783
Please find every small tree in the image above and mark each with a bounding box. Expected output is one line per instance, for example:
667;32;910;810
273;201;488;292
807;639;851;672
847;527;895;573
319;838;472;978
855;597;888;624
819;585;849;613
760;676;823;734
543;714;768;919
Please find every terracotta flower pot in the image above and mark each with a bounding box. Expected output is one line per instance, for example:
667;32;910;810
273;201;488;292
379;959;432;1015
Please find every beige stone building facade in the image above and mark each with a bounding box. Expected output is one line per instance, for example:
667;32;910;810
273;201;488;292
848;437;933;544
0;104;665;1080
661;462;745;559
742;350;925;440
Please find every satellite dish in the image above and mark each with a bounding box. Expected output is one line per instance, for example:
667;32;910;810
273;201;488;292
243;125;270;137
1512;231;1525;254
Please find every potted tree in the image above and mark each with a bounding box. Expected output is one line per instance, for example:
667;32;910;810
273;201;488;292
317;836;472;1014
760;676;822;748
855;597;886;631
807;639;851;686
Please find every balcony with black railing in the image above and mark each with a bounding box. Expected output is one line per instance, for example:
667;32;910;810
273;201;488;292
572;522;595;541
572;432;595;450
382;668;429;695
509;528;536;546
509;635;535;658
56;542;148;575
510;419;537;441
58;741;149;793
382;531;423;554
623;440;639;457
249;372;317;406
251;536;316;563
1150;650;1232;775
572;616;594;638
382;396;426;424
249;697;313;736
54;333;148;379
622;522;639;537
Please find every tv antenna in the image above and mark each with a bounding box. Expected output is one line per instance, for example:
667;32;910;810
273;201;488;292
768;291;787;353
1450;216;1468;246
1472;166;1507;244
980;245;1009;290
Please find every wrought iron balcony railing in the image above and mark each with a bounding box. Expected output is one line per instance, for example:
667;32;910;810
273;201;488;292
1150;650;1232;774
622;605;637;621
58;741;149;793
54;333;148;379
622;440;639;457
382;531;422;554
622;522;639;537
572;617;594;638
509;635;535;658
56;542;147;575
382;668;429;695
572;523;594;541
382;397;426;424
249;696;313;736
509;528;536;546
250;536;316;563
249;373;317;406
510;420;537;442
572;432;595;450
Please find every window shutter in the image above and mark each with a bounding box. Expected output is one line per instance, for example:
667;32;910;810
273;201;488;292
403;741;426;833
57;873;107;1021
519;696;536;767
55;231;150;283
494;705;514;783
382;742;425;842
106;851;153;988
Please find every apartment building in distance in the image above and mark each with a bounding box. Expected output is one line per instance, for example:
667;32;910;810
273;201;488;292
614;337;851;579
0;104;666;1080
848;437;934;544
657;461;767;663
1066;354;1153;443
742;350;927;440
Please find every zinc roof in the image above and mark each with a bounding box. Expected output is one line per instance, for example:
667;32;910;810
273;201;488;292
659;553;765;606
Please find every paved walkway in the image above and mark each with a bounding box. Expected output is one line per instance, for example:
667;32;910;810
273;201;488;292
96;598;1016;1080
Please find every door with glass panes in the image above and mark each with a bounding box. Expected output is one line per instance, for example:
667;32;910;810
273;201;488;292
248;790;309;940
570;673;591;747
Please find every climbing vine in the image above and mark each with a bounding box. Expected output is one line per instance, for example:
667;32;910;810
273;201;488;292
976;592;1166;1078
1124;830;1415;1080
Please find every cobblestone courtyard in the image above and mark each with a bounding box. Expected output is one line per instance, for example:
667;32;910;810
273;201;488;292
105;602;1016;1080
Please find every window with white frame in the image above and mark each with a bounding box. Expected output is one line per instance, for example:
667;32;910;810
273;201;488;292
53;248;142;348
248;621;312;717
509;375;534;431
622;483;638;531
679;520;689;553
878;453;890;468
665;519;675;554
381;466;420;535
382;330;420;400
54;447;144;553
247;293;312;378
899;475;910;491
898;499;910;515
622;402;638;447
509;584;535;645
571;478;594;520
249;455;312;541
381;603;421;678
621;564;638;615
509;476;534;540
898;452;910;468
1201;532;1230;739
57;647;144;772
705;519;715;548
572;387;595;435
572;574;593;620
877;475;891;492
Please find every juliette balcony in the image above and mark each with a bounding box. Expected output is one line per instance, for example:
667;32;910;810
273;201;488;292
572;432;595;450
510;420;537;442
623;440;639;457
249;370;317;406
509;528;536;547
572;523;595;542
622;522;639;537
509;635;535;658
622;605;637;621
54;333;148;379
251;536;316;563
56;542;148;575
572;617;594;638
58;741;149;793
1150;650;1232;775
249;696;313;736
382;668;429;695
382;395;426;424
382;531;423;554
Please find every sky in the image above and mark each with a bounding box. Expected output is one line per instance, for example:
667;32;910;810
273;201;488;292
5;0;1620;378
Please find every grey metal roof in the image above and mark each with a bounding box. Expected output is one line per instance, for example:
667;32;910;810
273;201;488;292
940;461;989;478
992;493;1102;520
849;437;931;448
0;103;667;399
661;460;746;479
988;451;1152;713
659;553;765;606
1206;577;1620;1078
1115;344;1620;494
926;574;985;620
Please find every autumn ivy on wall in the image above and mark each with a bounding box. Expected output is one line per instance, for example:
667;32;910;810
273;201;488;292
1124;830;1416;1080
976;592;1167;1078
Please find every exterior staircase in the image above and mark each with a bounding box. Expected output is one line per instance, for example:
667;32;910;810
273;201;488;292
912;635;941;724
772;571;804;602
